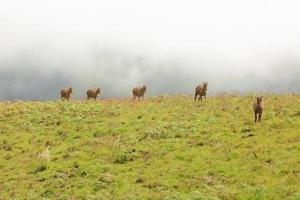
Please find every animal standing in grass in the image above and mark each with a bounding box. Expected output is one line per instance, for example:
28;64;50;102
87;88;101;100
132;85;147;101
60;87;73;101
194;82;208;101
253;96;264;122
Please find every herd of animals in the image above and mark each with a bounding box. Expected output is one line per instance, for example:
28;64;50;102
60;82;264;123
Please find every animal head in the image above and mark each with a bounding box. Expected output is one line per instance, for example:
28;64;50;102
96;88;101;94
142;85;147;92
203;82;208;90
69;87;73;94
256;96;263;104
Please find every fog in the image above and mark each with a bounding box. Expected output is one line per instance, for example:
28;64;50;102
1;0;300;100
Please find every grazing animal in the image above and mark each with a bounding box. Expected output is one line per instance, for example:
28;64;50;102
132;85;147;101
87;88;101;100
194;82;208;101
60;87;73;101
253;96;264;122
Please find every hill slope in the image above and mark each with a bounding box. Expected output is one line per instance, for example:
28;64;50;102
0;95;299;199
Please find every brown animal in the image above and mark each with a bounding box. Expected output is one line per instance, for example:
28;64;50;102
253;96;264;122
194;82;208;101
87;88;101;100
60;87;73;101
132;85;147;101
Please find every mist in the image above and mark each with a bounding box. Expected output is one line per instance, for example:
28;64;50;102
1;0;300;100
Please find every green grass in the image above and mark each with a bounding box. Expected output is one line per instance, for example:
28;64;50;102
0;95;299;200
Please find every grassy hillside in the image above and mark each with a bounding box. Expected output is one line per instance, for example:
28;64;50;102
0;95;299;200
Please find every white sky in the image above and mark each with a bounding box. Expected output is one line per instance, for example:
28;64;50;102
1;0;300;57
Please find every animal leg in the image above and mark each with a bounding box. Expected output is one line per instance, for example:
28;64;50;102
258;114;262;122
254;113;257;122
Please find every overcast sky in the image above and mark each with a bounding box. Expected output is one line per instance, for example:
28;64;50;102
0;0;300;99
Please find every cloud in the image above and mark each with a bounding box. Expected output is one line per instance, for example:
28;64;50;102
0;44;299;100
